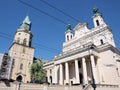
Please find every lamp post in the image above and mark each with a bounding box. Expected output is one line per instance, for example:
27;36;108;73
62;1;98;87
89;44;96;90
18;81;21;90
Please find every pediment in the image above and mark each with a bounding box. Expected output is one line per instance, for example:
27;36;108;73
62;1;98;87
74;23;90;36
74;23;89;32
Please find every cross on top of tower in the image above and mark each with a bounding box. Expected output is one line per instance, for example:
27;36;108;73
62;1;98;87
66;24;73;33
93;7;102;17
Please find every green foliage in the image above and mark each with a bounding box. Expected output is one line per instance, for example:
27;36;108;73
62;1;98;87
30;60;46;83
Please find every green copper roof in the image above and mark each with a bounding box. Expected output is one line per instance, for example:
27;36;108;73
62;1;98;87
93;7;102;17
23;16;31;25
66;24;73;33
20;16;31;30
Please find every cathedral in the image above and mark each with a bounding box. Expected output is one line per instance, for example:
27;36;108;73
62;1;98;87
9;16;34;83
44;8;120;86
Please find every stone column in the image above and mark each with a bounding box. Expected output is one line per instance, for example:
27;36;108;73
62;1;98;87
60;63;63;85
65;62;69;84
90;55;98;83
82;57;88;85
54;65;58;84
75;59;80;84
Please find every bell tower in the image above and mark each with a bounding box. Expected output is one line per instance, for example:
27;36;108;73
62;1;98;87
92;7;116;47
92;8;106;27
65;24;73;42
9;16;34;83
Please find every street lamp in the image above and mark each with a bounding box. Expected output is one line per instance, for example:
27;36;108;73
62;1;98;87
18;81;21;90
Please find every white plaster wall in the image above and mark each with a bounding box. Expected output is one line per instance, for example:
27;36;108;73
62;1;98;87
97;50;119;85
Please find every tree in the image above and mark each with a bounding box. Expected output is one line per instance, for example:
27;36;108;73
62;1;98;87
30;60;46;83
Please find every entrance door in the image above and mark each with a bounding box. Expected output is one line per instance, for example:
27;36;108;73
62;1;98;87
80;73;83;84
16;75;22;82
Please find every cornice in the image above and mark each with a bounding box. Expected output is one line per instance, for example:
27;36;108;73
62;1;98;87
54;43;120;61
9;42;34;50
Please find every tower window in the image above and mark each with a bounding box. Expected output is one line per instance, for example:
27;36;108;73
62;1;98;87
28;62;31;67
100;39;104;45
23;38;27;45
67;35;69;41
96;20;100;26
18;33;21;35
71;35;72;39
17;38;20;43
20;63;23;70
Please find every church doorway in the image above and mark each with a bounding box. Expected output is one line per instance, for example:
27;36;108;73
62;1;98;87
79;73;83;84
16;75;22;82
45;77;48;82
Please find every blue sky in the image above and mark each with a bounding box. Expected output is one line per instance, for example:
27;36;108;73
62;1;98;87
0;0;120;60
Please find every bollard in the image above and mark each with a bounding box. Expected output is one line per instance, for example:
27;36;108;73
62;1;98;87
44;85;48;90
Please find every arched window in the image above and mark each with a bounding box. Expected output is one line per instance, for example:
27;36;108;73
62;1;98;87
28;62;30;67
100;39;104;45
20;63;23;70
71;35;72;39
23;38;27;45
96;20;100;26
67;35;69;41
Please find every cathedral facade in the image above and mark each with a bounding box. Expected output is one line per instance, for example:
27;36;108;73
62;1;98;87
44;8;120;86
9;16;34;83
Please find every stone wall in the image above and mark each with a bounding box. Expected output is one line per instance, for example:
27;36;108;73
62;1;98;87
0;82;119;90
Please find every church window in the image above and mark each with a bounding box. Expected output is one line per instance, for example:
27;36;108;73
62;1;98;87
71;35;72;39
28;62;30;67
100;39;104;45
116;68;120;77
96;20;100;26
18;33;21;35
12;59;15;66
20;63;23;70
67;35;69;41
17;38;20;43
111;37;113;41
23;38;27;45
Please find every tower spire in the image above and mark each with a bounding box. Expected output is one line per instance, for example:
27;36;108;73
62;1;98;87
20;16;31;30
92;7;106;27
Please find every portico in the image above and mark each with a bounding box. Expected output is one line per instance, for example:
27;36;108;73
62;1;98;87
52;47;99;85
